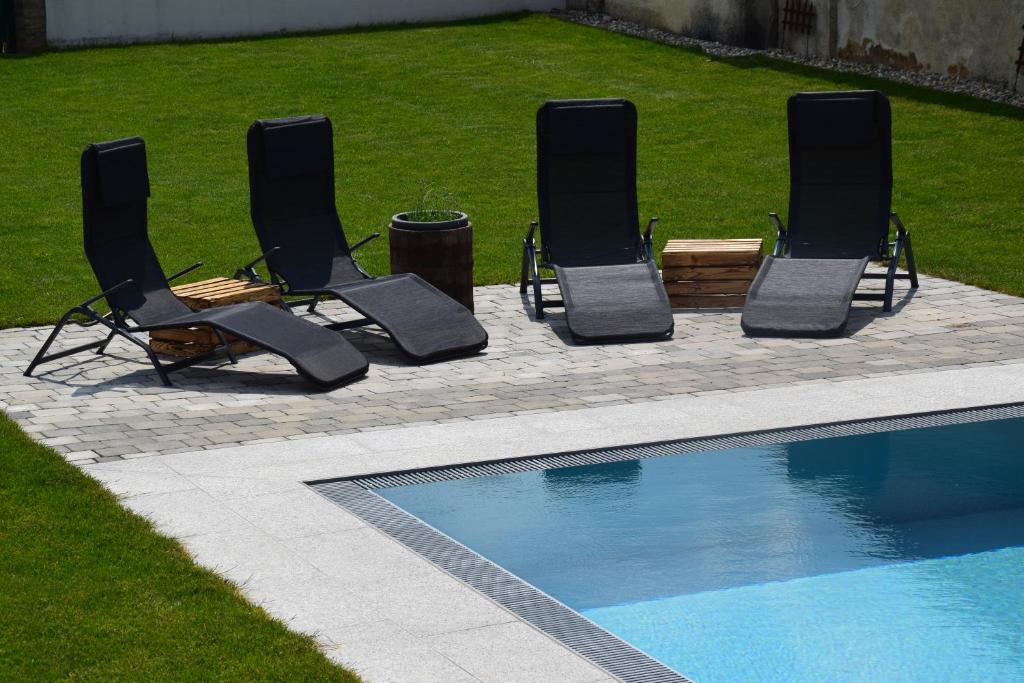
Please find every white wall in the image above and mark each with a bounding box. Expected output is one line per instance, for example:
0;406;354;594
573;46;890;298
46;0;563;47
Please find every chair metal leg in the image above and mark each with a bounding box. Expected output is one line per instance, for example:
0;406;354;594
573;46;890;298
520;244;530;295
24;300;240;388
24;306;128;377
889;212;919;292
25;280;139;377
95;328;117;355
213;329;237;364
144;347;174;387
903;233;919;289
24;309;83;377
529;251;545;320
143;342;233;387
520;221;545;318
883;239;902;312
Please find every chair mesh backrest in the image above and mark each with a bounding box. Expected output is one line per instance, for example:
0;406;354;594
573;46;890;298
81;138;190;325
787;90;893;259
536;99;641;267
247;115;350;289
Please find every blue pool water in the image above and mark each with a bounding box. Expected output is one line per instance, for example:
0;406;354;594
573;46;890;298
378;418;1024;682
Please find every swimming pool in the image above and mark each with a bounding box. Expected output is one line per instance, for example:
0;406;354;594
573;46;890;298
311;405;1024;683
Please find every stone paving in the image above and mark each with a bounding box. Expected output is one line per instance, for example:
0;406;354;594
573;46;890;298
3;271;1024;466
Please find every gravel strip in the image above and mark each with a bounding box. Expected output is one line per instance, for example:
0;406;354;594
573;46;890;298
556;10;1024;109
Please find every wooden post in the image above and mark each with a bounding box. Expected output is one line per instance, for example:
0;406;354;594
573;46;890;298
13;0;45;52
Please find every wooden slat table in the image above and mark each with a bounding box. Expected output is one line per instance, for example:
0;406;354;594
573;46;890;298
661;239;763;308
149;277;282;358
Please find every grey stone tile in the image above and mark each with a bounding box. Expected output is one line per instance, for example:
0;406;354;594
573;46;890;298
284;527;434;592
321;621;480;682
356;570;516;637
221;488;366;538
429;621;609;683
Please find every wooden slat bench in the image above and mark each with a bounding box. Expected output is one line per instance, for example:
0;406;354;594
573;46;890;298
149;277;282;357
661;239;763;308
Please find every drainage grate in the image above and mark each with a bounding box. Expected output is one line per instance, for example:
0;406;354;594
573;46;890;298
309;402;1024;683
312;478;690;683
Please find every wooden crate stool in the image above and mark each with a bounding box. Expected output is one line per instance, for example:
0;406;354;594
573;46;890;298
149;277;282;357
661;239;764;308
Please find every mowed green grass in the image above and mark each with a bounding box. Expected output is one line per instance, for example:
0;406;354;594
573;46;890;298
1;13;1022;328
0;414;358;680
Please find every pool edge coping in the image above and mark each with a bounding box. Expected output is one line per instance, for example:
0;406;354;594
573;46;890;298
308;400;1024;487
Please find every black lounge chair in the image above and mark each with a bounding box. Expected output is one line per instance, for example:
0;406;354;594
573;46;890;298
741;90;919;338
24;138;368;389
243;115;488;363
521;99;673;343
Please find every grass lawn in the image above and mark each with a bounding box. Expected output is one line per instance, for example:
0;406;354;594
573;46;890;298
0;413;359;680
2;14;1023;328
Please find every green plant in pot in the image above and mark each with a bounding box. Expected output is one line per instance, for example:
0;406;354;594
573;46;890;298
391;183;469;231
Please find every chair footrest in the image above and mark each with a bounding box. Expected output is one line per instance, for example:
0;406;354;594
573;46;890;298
310;273;488;362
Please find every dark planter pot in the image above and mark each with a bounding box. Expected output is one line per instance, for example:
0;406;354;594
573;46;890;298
390;211;469;232
390;212;475;312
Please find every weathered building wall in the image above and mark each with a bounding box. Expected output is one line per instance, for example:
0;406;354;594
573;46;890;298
835;0;1024;83
44;0;563;47
594;0;777;48
590;0;1024;84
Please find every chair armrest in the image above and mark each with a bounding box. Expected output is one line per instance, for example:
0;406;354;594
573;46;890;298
234;247;280;282
769;212;787;256
889;212;908;237
643;217;658;261
350;232;381;253
166;261;203;284
524;221;538;246
82;278;134;309
644;217;658;243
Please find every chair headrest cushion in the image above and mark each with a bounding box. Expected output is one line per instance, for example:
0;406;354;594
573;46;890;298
93;137;151;208
257;115;333;179
789;91;888;148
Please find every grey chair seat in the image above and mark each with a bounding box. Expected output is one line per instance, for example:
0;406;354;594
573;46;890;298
147;301;368;387
555;261;673;342
300;273;488;363
741;256;868;337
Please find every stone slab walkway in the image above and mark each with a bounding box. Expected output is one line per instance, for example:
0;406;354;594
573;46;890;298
2;273;1024;466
